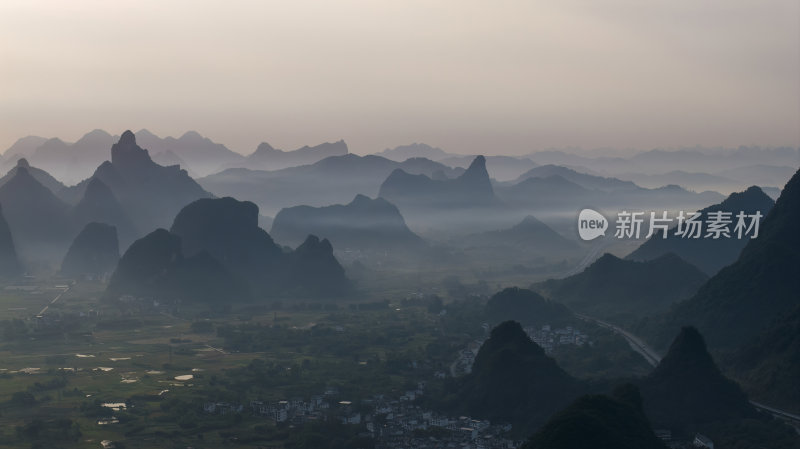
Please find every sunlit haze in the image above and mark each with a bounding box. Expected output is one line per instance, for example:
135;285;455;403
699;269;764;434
1;0;798;154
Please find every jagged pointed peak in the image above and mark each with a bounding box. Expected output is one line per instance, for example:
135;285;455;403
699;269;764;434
458;155;492;188
119;130;136;146
296;234;334;253
650;326;719;379
466;155;487;171
111;130;154;168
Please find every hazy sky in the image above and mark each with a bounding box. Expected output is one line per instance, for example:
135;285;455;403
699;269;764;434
1;0;798;156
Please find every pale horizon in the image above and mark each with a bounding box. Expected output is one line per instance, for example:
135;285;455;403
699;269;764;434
2;0;798;156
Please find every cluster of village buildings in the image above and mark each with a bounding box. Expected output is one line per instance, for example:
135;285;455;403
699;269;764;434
201;383;521;448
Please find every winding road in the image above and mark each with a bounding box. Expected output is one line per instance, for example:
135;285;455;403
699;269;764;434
576;313;800;430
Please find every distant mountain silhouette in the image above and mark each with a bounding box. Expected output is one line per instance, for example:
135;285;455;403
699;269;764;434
614;170;739;193
378;156;509;232
463;215;579;255
497;165;723;214
534;253;707;324
60;222;119;278
515;164;641;192
443;321;579;434
0;205;21;276
485;287;573;327
0;158;67;197
439;155;538;182
640;327;757;433
375;143;451;161
168;197;349;297
3;135;48;159
135;129;245;177
10;130;117;184
645;167;800;351
524;147;798;182
627;186;775;275
151;150;195;177
271;194;425;251
380;156;497;207
285;235;350;296
716;164;797;189
65;130;211;235
522;384;666;449
199;153;461;216
70;178;138;248
0;165;73;264
106;229;250;303
243;140;349;171
495;175;596;210
170;197;282;281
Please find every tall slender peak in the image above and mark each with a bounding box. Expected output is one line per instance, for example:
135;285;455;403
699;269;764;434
111;129;152;168
657;326;716;372
459;155;492;187
467;155;487;172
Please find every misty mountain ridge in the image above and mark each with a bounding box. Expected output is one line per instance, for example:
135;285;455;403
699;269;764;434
533;253;708;325
0;165;73;264
0;158;67;198
134;129;245;177
627;185;775;275
271;194;426;253
438;154;538;182
70;177;138;249
199;153;463;216
240;140;349;171
16;130;115;184
3;135;49;159
106;228;250;303
375;143;452;161
514;164;641;192
461;215;579;255
496;164;724;216
526;146;799;178
60;222;120;279
63;130;212;237
644;166;800;352
378;155;512;234
168;196;350;297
